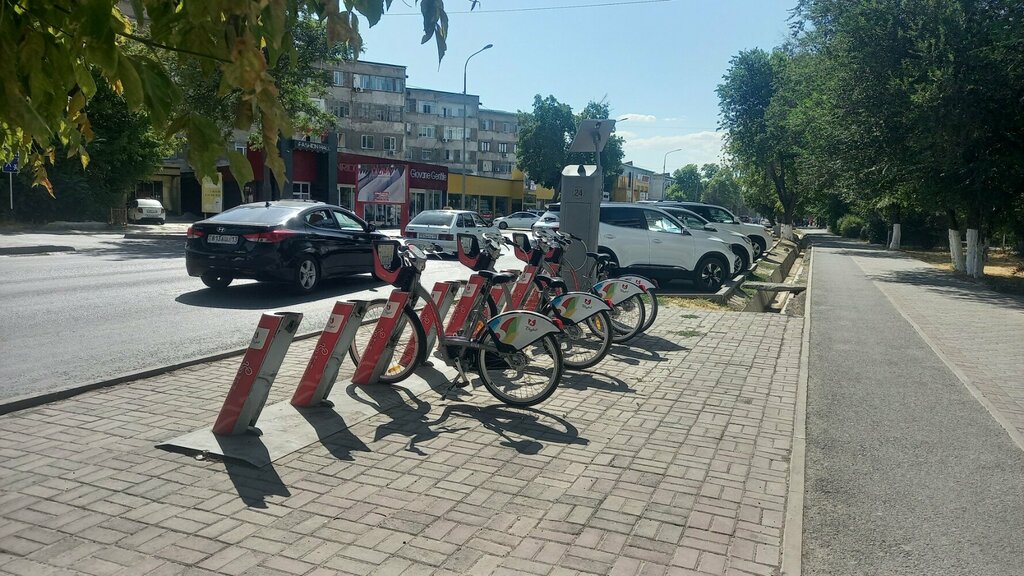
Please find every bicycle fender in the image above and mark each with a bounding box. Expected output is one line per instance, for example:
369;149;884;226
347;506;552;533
616;274;658;292
592;278;645;305
550;291;612;324
486;310;561;351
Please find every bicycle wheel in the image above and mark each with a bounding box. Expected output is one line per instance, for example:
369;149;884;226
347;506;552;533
609;294;646;343
559;310;613;370
477;333;563;406
639;290;659;332
348;301;426;384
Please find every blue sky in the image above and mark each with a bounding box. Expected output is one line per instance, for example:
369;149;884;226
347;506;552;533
359;0;795;174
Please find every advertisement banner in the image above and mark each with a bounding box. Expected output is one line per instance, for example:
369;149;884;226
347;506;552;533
357;164;407;204
201;175;223;213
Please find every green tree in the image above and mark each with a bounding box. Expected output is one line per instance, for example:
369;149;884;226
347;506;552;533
717;48;803;239
665;164;702;202
701;166;742;213
0;1;470;193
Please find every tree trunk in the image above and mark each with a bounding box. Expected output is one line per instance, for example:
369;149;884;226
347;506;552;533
946;209;965;273
781;224;794;241
965;228;982;277
889;223;902;250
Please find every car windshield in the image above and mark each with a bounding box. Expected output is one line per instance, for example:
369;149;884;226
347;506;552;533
410;212;455;226
206;205;298;224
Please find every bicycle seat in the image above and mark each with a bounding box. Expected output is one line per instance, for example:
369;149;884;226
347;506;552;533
533;274;567;292
478;270;516;285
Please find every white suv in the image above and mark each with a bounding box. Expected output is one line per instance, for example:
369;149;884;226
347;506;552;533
659;206;755;272
661;202;773;259
597;204;737;292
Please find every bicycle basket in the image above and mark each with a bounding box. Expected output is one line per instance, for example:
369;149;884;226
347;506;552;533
512;232;534;263
373;240;403;285
457;233;493;271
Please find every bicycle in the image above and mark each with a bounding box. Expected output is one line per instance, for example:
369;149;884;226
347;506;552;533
525;231;650;343
350;240;565;407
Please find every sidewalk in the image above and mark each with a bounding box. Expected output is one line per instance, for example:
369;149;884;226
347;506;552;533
0;306;802;576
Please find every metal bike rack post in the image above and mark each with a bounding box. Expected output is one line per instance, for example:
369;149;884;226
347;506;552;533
291;300;369;408
212;311;303;436
351;290;412;385
507;265;538;310
444;275;488;336
398;281;459;366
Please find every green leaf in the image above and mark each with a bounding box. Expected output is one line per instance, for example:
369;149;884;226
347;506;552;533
227;149;254;185
116;56;144;110
354;0;385;27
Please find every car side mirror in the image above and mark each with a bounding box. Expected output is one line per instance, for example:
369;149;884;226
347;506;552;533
366;223;377;233
703;225;718;232
681;228;692;236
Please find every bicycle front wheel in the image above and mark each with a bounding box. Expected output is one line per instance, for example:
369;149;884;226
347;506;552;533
560;310;613;370
348;301;425;384
476;333;563;406
609;294;646;343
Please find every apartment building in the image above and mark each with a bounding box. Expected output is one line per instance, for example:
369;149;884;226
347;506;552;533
611;161;655;202
404;87;478;172
477;109;518;178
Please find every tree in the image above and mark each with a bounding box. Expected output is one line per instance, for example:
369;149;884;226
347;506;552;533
717;48;803;240
516;96;625;201
665;164;703;201
1;1;471;194
702;166;743;214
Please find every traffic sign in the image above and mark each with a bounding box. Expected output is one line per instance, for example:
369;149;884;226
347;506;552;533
2;154;18;174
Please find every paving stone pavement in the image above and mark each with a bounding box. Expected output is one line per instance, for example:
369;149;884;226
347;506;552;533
851;250;1024;442
0;306;802;576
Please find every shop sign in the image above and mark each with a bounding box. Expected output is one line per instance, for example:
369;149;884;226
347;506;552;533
201;175;223;213
357;164;407;203
293;139;330;153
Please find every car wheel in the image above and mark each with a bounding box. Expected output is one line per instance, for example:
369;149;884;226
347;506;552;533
201;272;233;289
731;246;750;273
750;236;766;259
695;255;728;293
293;256;320;293
498;221;508;229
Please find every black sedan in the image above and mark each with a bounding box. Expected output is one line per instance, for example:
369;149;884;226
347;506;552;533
185;201;386;293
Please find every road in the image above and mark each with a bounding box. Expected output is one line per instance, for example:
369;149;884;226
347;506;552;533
0;233;526;402
802;235;1024;576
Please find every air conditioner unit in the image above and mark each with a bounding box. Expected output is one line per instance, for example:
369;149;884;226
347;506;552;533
386;150;395;156
501;153;508;158
353;87;364;93
441;138;449;143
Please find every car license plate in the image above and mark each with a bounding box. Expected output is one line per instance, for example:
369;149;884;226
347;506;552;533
208;234;237;244
144;209;160;214
418;233;438;239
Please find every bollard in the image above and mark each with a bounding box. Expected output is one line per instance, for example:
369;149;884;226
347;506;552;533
212;311;303;436
291;300;369;408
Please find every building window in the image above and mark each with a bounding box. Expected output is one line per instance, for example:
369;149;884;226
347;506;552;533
420;101;435;114
353;74;404;93
383;136;396;151
361;134;374;149
444;149;462;162
136;181;164;202
332;70;343;86
481;119;494;131
481;160;492;173
328;100;349;119
421;149;432;161
479;141;491;152
337;132;346;150
443;126;465;141
502;122;512;133
293;182;311;200
498;142;508;154
418;125;435;138
359;104;372;119
234;142;247;154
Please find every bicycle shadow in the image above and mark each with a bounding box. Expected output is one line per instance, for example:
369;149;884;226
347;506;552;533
345;381;470;457
421;404;589;455
211;436;290;509
560;371;636;394
295;407;371;462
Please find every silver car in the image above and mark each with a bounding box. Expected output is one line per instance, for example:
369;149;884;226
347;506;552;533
405;209;500;254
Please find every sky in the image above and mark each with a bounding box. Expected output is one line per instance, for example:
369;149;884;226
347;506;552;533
357;0;796;175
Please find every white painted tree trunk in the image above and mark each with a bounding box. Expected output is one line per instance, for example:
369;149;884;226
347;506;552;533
781;224;794;241
949;229;966;273
889;223;902;250
965;228;984;278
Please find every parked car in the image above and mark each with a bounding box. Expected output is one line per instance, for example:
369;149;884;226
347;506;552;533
659;201;773;259
493;211;540;230
127;198;166;224
658;206;755;272
596;203;737;292
531;206;560;233
185;201;386;293
404;209;500;255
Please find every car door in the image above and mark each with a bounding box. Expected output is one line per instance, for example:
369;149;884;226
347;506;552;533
303;208;344;274
598;206;650;266
471;212;494;238
331;209;375;272
643;209;695;271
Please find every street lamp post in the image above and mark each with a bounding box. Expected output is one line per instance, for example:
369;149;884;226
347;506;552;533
461;43;493;210
662;148;683;199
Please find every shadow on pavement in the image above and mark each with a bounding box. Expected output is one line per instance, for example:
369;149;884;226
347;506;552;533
869;267;1024;310
560;371;636;394
345;382;469;457
296;407;371;462
607;335;685;365
79;238;187;260
213;436;290;509
175;275;387;310
424;404;589;455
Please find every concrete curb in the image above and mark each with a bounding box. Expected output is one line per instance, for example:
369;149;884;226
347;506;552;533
781;245;812;576
124;233;186;240
0;245;76;255
0;331;321;416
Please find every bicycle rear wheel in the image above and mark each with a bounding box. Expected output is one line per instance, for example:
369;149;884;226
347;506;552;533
609;294;646;343
476;333;562;406
560;310;613;370
639;290;659;332
348;300;425;384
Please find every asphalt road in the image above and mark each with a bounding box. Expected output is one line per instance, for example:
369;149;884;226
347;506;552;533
0;233;525;403
802;236;1024;576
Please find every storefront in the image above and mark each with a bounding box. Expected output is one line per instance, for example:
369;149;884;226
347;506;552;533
337;153;448;231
